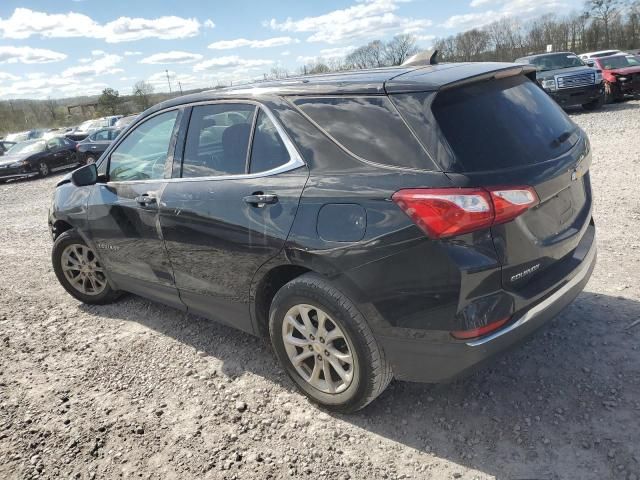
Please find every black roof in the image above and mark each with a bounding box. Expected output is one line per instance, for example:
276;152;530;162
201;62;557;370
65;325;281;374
149;62;531;114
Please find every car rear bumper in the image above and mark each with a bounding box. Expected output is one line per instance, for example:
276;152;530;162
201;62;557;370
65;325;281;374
376;229;597;383
549;83;603;106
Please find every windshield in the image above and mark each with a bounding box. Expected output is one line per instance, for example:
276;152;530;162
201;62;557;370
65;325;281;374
529;53;585;71
7;140;46;155
599;55;640;69
78;120;99;131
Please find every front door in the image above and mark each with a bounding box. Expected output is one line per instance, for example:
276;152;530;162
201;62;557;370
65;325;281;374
159;103;308;332
46;137;71;169
86;108;185;309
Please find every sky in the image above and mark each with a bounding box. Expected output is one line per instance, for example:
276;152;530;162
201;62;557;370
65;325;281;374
0;0;583;100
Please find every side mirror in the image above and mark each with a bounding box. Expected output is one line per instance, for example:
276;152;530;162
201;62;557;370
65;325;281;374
586;60;595;67
72;163;98;187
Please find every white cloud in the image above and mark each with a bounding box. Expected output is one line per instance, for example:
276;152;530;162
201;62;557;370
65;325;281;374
0;74;108;99
91;49;106;56
103;16;200;43
280;50;291;56
124;51;142;56
204;19;216;28
208;36;295;50
140;51;204;64
0;72;20;82
442;0;567;29
267;0;432;44
193;56;274;72
470;0;498;6
0;45;67;64
62;54;123;78
0;8;201;43
319;46;356;58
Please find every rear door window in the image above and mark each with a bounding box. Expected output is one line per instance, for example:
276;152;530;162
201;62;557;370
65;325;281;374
294;96;435;170
248;110;290;173
430;75;578;172
181;104;256;178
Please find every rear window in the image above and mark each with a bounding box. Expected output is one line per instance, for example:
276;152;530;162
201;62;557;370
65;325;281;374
431;75;578;172
294;96;435;170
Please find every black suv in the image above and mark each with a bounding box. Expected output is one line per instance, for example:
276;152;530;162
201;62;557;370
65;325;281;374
515;52;604;110
49;62;596;412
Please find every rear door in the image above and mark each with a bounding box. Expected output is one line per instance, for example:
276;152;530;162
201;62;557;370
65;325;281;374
159;102;308;333
392;74;593;291
46;137;71;169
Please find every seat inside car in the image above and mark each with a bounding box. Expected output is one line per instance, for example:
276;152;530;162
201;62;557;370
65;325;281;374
221;123;251;173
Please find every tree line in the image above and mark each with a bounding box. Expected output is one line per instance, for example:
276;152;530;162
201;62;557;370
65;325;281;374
434;0;640;62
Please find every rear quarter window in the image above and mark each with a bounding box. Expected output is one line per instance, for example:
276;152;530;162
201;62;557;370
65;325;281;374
293;96;436;170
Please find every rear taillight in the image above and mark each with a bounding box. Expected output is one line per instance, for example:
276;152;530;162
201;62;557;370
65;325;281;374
392;186;538;239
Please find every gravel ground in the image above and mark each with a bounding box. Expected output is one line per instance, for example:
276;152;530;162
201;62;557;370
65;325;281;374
1;100;640;480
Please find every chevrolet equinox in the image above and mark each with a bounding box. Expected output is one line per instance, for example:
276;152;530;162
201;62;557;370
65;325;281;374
49;61;597;412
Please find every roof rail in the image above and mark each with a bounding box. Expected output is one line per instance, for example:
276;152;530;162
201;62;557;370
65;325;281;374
402;49;439;67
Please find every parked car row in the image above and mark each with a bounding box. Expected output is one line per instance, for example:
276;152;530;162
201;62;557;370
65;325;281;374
0;113;133;182
517;49;640;109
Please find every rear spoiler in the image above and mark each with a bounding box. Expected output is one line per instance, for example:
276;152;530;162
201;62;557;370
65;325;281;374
385;63;538;93
440;64;538;90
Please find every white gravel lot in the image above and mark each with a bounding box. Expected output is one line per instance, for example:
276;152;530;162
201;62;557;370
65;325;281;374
1;100;639;480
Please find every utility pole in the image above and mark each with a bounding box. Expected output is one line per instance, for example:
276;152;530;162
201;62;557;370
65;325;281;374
178;81;183;94
165;70;172;94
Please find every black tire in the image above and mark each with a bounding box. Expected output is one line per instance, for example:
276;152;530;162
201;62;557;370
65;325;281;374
38;161;49;177
52;230;121;305
269;273;392;412
582;97;603;111
604;82;622;104
85;155;96;165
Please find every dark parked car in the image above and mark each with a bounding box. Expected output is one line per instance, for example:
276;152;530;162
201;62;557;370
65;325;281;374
49;61;596;412
76;128;121;164
0;141;16;156
516;51;604;110
0;137;78;181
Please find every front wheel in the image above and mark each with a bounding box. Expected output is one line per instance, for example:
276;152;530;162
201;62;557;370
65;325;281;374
582;97;603;111
38;161;49;177
269;273;392;412
52;230;121;304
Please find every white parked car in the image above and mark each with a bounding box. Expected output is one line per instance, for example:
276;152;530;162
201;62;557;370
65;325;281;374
580;50;624;61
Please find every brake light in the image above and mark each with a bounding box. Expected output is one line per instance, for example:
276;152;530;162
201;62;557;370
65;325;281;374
451;317;509;340
392;186;538;239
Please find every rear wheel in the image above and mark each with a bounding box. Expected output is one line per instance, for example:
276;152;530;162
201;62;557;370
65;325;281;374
38;162;49;177
52;230;120;304
269;273;392;412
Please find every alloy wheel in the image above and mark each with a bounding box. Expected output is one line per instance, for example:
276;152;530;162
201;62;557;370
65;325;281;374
39;162;49;176
60;244;107;296
281;304;355;394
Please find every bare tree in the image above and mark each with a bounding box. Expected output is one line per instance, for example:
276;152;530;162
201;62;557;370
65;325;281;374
345;40;385;69
267;66;290;80
132;81;154;111
43;97;58;121
585;0;621;47
384;34;420;65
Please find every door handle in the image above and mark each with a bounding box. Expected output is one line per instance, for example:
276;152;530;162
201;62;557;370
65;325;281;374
135;193;157;207
243;193;278;207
